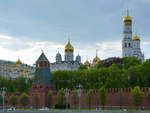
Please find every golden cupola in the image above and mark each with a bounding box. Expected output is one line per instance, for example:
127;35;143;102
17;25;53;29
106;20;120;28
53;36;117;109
133;34;140;41
93;56;100;64
65;40;74;52
93;50;100;64
84;60;91;67
16;59;22;65
123;9;132;23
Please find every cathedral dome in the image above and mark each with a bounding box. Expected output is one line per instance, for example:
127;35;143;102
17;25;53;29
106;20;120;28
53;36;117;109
133;35;140;41
84;60;91;67
76;55;81;63
123;9;132;23
56;52;62;63
65;40;74;52
16;59;22;65
93;56;100;64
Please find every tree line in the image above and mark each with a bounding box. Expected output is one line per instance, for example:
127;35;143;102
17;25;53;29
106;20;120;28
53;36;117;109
52;57;150;89
0;57;150;92
0;76;33;92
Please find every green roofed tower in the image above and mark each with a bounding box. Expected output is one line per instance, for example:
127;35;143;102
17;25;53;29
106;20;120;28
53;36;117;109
33;51;52;85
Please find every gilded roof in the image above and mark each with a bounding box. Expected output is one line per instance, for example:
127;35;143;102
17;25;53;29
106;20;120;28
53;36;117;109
84;60;91;67
93;56;100;64
133;35;140;41
16;59;22;65
65;40;74;52
123;9;132;22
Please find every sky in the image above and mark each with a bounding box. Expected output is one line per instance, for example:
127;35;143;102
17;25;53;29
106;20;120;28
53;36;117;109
0;0;150;65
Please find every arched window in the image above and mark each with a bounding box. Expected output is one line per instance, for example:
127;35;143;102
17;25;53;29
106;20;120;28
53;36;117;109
125;43;127;47
128;43;130;47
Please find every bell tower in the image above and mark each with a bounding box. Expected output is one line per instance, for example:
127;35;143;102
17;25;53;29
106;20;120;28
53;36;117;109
122;9;133;57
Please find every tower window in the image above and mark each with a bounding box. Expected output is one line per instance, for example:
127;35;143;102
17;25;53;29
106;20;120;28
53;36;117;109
128;43;130;47
125;43;127;47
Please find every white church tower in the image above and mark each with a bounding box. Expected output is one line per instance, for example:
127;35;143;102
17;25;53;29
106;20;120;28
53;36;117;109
122;9;144;62
122;9;133;57
132;34;144;62
65;40;74;62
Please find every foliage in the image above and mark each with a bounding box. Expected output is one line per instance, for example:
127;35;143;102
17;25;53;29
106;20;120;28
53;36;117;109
51;57;150;89
85;89;94;109
78;64;88;70
33;92;40;108
47;91;53;108
19;93;30;108
57;88;66;104
131;86;144;107
123;57;141;69
8;94;18;106
72;89;78;108
98;86;106;108
0;76;33;92
1;57;150;91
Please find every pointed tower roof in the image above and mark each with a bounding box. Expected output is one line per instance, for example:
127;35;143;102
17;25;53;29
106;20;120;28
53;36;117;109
37;51;49;62
123;9;132;22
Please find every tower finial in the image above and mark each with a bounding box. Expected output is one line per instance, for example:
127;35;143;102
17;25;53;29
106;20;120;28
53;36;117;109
127;8;129;16
67;33;70;42
96;49;98;57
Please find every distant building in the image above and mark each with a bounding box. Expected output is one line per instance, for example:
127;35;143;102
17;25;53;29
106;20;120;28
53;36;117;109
50;40;82;71
0;59;35;78
122;9;144;62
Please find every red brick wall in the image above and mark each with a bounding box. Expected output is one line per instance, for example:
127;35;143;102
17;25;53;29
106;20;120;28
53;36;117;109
6;87;150;108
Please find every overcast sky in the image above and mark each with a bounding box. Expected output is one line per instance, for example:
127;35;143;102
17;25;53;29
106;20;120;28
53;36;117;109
0;0;150;65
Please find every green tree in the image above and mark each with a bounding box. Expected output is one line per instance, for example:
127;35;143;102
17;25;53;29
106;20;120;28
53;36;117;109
86;89;94;109
95;62;103;69
98;86;106;109
106;64;124;88
33;92;40;109
19;93;30;109
72;89;78;108
47;91;53;108
57;88;66;104
8;94;18;107
131;86;144;109
123;57;141;69
78;65;88;70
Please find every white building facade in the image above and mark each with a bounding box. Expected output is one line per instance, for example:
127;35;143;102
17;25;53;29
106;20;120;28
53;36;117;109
50;40;82;72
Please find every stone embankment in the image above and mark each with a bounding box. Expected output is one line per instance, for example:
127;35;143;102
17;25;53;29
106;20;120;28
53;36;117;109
0;110;148;113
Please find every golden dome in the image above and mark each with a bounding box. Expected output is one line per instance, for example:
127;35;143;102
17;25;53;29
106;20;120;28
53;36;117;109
133;34;140;41
84;60;91;67
123;9;132;22
16;59;22;65
65;40;74;52
93;50;101;64
93;56;100;64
